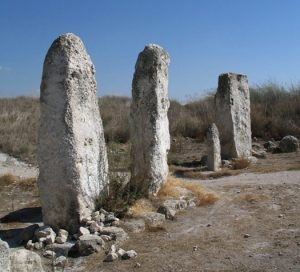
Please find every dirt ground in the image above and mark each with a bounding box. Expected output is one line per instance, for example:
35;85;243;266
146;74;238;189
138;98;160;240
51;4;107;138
0;141;300;272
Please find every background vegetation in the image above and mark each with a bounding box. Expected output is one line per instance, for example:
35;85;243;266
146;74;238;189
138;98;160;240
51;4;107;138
0;83;299;165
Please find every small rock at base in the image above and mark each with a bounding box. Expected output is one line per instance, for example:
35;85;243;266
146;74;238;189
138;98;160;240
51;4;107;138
26;240;34;250
79;226;90;236
54;255;67;267
43;250;56;259
117;248;126;257
104;252;118;262
122;250;137;260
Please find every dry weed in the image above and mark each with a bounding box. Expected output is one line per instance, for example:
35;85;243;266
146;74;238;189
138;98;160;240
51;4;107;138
173;168;237;180
242;193;270;204
0;173;16;186
158;176;219;206
127;198;154;217
0;174;37;190
233;158;251;170
18;177;37;190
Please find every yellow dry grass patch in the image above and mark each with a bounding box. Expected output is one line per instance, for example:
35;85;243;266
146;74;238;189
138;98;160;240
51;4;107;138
0;173;17;186
233;158;251;170
0;173;37;190
127;198;154;217
158;176;219;206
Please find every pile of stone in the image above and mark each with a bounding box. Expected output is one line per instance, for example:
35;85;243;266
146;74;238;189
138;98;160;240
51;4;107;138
104;244;137;262
23;208;130;262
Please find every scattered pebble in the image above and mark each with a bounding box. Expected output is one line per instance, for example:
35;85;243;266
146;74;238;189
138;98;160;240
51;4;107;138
244;234;251;238
134;262;141;268
193;246;198;251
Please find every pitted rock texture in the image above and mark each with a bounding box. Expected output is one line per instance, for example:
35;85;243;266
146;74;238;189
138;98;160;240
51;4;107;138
206;123;221;171
38;33;109;233
215;73;252;159
10;249;44;272
0;239;10;272
130;44;170;196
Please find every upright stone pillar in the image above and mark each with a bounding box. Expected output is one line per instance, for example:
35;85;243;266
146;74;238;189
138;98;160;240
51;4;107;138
207;123;221;171
38;33;109;233
130;44;170;197
215;73;252;159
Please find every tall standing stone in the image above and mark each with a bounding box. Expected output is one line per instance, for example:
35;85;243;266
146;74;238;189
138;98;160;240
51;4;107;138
215;73;252;159
130;44;170;197
38;33;109;233
206;123;221;171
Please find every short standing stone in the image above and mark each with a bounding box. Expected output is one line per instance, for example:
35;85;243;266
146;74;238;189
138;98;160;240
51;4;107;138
130;44;170;196
279;135;299;153
206;123;221;171
38;33;109;233
215;73;252;159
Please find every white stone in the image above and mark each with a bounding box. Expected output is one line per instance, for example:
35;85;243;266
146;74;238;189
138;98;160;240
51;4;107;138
215;73;252;159
35;226;56;244
54;256;67;267
10;249;44;272
0;239;10;272
122;250;137;260
38;33;109;233
130;44;170;196
43;250;56;259
55;229;68;244
206;123;221;171
78;227;90;236
117;248;126;257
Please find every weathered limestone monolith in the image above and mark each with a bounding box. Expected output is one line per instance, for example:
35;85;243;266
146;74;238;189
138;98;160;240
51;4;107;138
215;73;252;159
207;123;221;171
130;44;170;196
38;33;109;233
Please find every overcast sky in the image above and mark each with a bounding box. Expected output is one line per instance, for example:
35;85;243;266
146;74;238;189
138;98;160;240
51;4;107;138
1;0;300;101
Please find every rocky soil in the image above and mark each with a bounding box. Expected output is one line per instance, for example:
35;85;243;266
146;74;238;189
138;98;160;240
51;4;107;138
0;150;299;271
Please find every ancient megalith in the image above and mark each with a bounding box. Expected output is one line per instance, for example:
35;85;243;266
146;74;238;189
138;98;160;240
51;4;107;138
130;44;170;196
215;73;252;159
207;123;221;171
38;33;109;233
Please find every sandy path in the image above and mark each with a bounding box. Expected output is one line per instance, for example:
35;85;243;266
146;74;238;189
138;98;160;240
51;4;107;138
0;152;38;178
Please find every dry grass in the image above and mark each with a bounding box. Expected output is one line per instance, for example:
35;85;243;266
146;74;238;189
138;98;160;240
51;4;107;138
1;83;299;166
0;173;17;186
0;173;37;190
158;176;219;206
173;168;238;179
127;198;155;217
237;193;270;204
18;177;37;190
233;158;251;170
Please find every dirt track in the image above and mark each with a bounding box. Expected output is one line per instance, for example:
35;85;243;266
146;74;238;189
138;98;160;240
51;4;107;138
0;153;300;271
70;170;300;272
